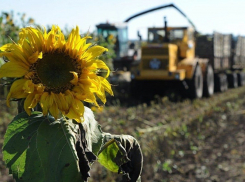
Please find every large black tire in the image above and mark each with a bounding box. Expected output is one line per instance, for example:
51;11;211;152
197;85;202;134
223;74;228;91
203;64;214;97
188;64;203;99
130;79;141;98
237;72;245;86
214;73;228;92
227;73;238;88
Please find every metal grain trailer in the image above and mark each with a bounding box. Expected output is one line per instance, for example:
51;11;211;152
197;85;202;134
195;33;245;93
232;36;245;85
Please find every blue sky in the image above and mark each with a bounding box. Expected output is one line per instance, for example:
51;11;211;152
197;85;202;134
1;0;244;39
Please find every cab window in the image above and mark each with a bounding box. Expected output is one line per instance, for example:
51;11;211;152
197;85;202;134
148;29;165;43
169;29;184;42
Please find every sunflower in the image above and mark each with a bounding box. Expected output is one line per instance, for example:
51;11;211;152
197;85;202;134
0;25;113;122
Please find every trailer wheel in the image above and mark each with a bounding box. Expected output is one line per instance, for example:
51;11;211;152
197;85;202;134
203;64;214;97
214;74;228;92
227;73;238;88
223;74;228;91
189;64;203;99
237;72;245;86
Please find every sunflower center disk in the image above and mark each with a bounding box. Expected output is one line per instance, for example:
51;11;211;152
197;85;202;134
36;53;76;93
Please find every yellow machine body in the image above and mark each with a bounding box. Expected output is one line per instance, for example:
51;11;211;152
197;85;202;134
132;26;205;81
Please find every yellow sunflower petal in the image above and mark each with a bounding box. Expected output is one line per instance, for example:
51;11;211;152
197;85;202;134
24;92;35;115
64;90;74;107
0;52;30;70
72;86;86;100
97;61;110;76
40;92;53;116
6;79;28;106
29;94;41;108
49;101;59;119
25;27;44;52
56;33;66;51
69;26;80;56
36;84;45;93
96;87;106;104
72;85;96;104
54;93;68;113
70;71;78;85
45;25;61;52
87;59;110;78
66;28;76;51
82;46;108;61
0;43;13;51
79;79;99;93
75;36;91;53
23;80;35;93
0;61;28;78
0;43;30;66
78;43;92;56
40;93;49;115
28;51;42;64
21;40;35;57
99;77;114;96
65;99;84;123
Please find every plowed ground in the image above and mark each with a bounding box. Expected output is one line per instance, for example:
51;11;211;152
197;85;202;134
1;86;245;182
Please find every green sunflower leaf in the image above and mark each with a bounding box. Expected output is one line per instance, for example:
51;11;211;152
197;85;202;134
98;133;143;181
97;139;125;173
82;107;104;156
2;111;83;182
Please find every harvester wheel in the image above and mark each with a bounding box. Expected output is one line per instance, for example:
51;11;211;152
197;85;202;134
130;80;139;97
130;79;144;98
203;64;214;97
189;64;203;99
227;73;238;88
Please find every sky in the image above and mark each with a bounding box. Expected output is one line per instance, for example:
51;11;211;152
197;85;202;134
1;0;245;40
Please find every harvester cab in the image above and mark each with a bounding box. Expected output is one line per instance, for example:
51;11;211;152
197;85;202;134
96;22;140;71
134;17;196;80
147;18;195;60
96;23;128;60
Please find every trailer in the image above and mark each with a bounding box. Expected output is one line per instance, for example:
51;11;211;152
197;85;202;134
195;33;245;92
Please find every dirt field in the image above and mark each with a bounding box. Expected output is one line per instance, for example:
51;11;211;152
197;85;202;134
89;86;245;182
1;86;245;182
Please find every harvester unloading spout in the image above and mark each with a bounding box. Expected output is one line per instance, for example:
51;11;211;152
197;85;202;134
124;3;196;30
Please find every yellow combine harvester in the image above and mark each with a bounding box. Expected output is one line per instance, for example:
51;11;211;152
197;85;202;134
130;14;245;99
131;19;208;98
